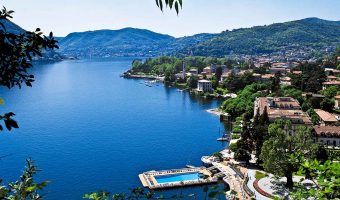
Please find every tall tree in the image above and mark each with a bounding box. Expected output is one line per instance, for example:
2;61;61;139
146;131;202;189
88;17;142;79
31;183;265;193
0;7;58;132
291;160;340;199
0;5;57;199
252;107;269;165
215;66;223;81
320;98;335;112
260;120;317;188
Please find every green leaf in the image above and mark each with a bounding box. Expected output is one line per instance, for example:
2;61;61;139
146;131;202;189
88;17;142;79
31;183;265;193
175;1;179;14
159;0;163;11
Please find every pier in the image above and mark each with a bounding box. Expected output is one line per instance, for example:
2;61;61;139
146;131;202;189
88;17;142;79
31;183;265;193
139;167;218;189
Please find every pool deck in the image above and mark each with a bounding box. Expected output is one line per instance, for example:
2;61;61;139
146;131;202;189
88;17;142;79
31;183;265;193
139;167;218;189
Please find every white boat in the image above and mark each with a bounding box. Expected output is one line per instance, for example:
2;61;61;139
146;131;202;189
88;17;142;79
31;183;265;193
217;128;230;142
185;165;196;168
217;137;229;141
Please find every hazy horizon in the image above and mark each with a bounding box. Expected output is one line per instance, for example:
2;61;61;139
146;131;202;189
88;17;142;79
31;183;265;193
3;0;340;37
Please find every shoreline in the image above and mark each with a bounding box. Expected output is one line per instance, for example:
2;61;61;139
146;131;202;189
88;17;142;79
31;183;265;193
206;108;224;116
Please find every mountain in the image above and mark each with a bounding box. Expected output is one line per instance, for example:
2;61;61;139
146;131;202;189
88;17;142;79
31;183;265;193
164;33;216;55
58;28;175;57
0;19;25;34
58;28;217;58
1;19;64;62
57;18;340;59
183;18;340;57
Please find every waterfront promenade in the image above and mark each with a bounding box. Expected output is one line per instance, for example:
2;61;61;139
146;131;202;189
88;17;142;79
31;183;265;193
211;162;249;200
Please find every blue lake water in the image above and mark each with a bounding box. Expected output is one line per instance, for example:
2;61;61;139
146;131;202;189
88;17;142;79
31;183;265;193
0;58;228;199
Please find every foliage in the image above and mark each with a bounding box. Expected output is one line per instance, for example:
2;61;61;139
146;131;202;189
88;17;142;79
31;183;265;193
212;152;223;161
328;149;340;161
320;97;335;112
0;7;58;132
233;121;253;164
183;18;340;57
301;101;312;112
0;5;56;200
222;71;255;93
271;85;302;100
232;126;241;133
291;160;340;200
253;64;269;74
221;83;268;119
307;108;320;125
255;171;267;180
215;66;222;81
186;75;198;89
321;86;339;98
155;0;182;14
290;62;327;93
260;120;317;188
229;143;237;152
0;159;48;199
252;107;269;165
0;8;58;89
84;185;226;200
231;134;240;140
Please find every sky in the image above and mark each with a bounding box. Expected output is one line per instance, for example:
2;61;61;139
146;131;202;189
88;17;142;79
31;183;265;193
2;0;340;37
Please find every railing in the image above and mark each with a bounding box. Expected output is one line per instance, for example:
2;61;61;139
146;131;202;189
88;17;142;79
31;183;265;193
243;176;255;197
230;163;245;179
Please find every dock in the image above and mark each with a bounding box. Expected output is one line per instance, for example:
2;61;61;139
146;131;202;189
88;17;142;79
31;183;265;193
139;167;218;190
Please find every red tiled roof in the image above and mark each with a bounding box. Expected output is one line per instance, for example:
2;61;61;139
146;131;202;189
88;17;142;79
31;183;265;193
322;81;340;85
314;126;340;137
314;109;338;122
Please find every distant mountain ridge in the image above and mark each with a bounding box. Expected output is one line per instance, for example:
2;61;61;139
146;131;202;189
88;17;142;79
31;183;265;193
1;19;64;63
59;28;175;57
58;27;218;57
3;17;340;59
183;17;340;57
0;19;25;34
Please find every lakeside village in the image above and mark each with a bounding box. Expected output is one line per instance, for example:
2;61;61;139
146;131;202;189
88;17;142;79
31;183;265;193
122;52;340;199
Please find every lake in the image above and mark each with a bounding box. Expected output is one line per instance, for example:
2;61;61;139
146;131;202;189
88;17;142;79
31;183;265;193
0;58;229;199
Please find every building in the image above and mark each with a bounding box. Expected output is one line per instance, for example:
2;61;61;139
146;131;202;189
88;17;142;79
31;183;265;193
254;97;312;133
189;68;198;75
325;68;340;76
335;95;340;110
260;74;274;82
272;62;291;68
197;80;212;92
269;67;290;75
291;70;302;75
203;67;212;75
327;76;339;82
302;93;325;99
314;109;339;125
220;73;230;82
322;81;340;90
252;73;262;81
314;126;340;148
280;76;292;85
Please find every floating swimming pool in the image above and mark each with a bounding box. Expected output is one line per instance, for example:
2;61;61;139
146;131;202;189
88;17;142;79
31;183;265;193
155;173;204;184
